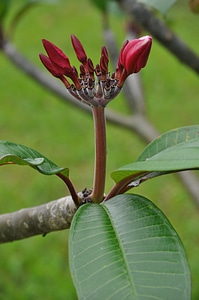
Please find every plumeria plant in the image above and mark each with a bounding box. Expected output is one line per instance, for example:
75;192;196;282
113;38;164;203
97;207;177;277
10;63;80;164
1;33;197;298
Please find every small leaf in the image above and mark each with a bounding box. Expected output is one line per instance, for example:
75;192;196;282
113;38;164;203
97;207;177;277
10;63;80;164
89;0;109;12
0;140;68;177
0;0;11;21
137;0;176;15
111;125;199;183
69;194;191;299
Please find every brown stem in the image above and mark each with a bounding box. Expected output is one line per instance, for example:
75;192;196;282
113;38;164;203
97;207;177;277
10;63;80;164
90;106;106;203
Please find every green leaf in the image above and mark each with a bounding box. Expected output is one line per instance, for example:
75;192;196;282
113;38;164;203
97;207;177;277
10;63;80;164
69;194;191;299
0;140;68;177
138;125;199;161
0;0;11;21
111;125;199;183
89;0;109;12
137;0;176;15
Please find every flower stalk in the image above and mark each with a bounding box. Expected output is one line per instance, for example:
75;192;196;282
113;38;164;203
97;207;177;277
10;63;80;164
90;106;106;203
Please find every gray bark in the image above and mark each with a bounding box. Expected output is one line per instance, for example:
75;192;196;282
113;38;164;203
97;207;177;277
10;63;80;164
0;195;77;243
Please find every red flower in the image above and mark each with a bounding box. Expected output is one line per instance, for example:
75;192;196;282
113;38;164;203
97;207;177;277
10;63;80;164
116;36;152;87
39;35;152;106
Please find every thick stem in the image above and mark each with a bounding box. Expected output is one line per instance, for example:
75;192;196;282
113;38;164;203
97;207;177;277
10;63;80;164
90;106;106;203
0;195;77;243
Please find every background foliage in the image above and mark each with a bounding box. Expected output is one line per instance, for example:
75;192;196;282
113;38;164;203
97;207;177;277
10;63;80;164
0;0;199;299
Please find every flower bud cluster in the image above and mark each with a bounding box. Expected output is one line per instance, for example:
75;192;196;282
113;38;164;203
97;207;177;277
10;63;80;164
40;35;152;107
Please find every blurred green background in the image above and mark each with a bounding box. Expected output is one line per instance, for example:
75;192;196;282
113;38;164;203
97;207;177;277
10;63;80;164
0;0;199;299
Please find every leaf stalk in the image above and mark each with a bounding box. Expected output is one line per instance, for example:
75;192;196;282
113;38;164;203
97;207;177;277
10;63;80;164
57;173;79;207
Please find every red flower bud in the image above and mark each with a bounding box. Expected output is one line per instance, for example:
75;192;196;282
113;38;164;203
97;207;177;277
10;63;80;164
100;46;109;74
101;46;109;64
39;53;61;77
40;34;152;106
123;36;152;73
42;39;72;74
100;55;108;74
117;36;152;86
39;54;71;88
71;35;87;64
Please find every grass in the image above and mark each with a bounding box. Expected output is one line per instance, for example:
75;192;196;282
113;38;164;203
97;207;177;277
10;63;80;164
0;0;199;298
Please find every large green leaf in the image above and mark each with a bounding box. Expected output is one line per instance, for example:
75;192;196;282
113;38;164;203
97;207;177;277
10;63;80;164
69;194;191;299
0;140;68;177
111;126;199;183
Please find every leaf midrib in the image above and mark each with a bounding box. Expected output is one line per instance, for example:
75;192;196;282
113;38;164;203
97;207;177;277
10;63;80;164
102;204;137;298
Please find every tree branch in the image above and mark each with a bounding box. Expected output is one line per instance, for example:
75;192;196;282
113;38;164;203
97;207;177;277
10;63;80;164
0;195;77;243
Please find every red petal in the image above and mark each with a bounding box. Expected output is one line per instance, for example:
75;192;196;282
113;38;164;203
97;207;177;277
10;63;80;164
117;40;129;68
